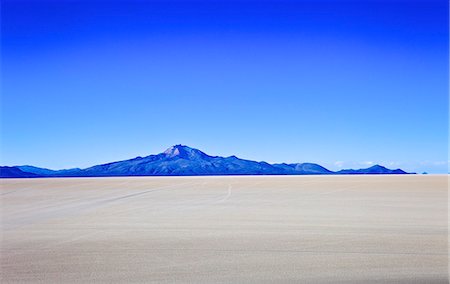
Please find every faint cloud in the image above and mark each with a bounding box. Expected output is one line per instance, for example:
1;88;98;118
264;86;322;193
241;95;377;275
419;161;449;166
387;161;402;167
334;161;345;168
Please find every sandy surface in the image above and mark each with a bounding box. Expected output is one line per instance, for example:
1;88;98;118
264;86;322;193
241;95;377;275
0;175;448;283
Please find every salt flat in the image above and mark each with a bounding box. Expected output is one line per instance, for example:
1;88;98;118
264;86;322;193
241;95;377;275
0;175;448;283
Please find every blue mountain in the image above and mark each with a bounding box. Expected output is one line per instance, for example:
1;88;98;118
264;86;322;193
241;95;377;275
274;163;334;174
16;165;82;176
0;166;39;178
337;165;407;175
1;145;411;178
75;145;286;176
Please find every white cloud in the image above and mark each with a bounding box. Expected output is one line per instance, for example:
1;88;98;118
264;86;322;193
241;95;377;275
334;161;345;168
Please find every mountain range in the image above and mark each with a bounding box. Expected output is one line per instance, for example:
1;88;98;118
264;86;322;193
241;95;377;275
0;145;410;178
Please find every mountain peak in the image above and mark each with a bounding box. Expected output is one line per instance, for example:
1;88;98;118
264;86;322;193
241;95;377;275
163;144;188;157
369;164;386;170
162;145;208;159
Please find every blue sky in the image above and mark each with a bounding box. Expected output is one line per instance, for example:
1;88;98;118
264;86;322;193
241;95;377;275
1;0;448;173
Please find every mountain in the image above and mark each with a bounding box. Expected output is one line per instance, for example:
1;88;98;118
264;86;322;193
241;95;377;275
0;166;39;178
77;145;286;176
337;165;407;175
1;145;411;178
17;165;81;176
274;163;334;175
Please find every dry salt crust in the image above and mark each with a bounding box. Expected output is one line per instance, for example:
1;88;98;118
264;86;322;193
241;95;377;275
0;175;448;283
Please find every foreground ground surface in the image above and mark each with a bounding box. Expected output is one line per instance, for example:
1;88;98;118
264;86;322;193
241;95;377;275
0;175;448;283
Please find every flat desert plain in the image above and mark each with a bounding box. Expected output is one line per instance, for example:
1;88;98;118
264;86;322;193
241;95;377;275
1;175;448;283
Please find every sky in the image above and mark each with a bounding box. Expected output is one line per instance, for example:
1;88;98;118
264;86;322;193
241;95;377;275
1;0;448;173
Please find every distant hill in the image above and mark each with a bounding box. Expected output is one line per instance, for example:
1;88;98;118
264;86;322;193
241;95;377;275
274;163;334;174
17;165;82;176
337;165;407;175
0;166;39;178
1;145;411;178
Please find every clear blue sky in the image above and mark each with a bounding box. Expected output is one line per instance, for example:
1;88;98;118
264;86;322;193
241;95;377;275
1;0;448;173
